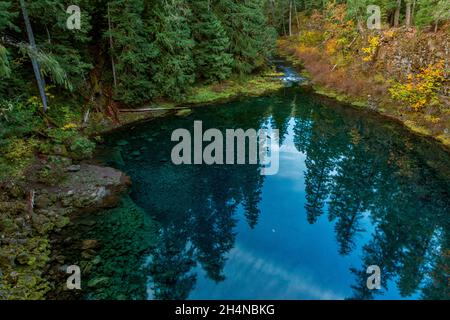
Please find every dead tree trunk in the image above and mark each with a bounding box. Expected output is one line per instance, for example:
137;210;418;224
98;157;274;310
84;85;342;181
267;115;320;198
294;1;300;34
19;0;48;112
394;0;402;27
107;3;117;91
405;1;412;28
289;0;293;36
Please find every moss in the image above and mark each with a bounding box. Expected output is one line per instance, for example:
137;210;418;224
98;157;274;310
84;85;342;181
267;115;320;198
184;73;284;105
351;100;368;109
0;236;51;300
436;134;450;147
313;85;354;104
0;138;38;182
404;120;432;136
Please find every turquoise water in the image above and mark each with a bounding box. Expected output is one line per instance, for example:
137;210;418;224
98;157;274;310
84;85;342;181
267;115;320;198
60;87;450;300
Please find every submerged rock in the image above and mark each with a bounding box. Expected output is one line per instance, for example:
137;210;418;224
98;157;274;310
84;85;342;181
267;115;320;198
81;239;99;250
67;165;81;172
116;140;129;146
109;148;125;166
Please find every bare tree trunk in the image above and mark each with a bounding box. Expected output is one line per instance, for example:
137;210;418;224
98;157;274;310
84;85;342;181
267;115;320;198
394;0;402;27
357;19;365;33
294;1;300;34
269;0;276;25
19;0;48;112
107;3;117;91
27;190;35;215
405;1;412;28
289;0;293;36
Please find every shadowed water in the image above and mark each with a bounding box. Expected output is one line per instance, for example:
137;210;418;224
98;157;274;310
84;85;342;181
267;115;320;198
57;88;450;300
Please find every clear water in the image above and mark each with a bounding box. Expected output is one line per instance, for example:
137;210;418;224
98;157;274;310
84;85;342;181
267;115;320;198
58;88;450;300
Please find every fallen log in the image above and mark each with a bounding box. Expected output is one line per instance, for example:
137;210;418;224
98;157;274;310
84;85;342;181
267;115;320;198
119;107;191;113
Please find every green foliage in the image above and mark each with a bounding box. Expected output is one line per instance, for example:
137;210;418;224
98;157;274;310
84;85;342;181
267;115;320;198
146;0;195;101
185;72;284;104
0;100;41;144
0;1;16;81
0;0;278;105
19;45;73;91
0;45;11;78
415;0;450;29
216;0;277;75
107;0;158;104
0;237;51;300
0;1;17;31
69;136;96;160
190;0;233;83
0;99;95;180
27;0;94;92
0;117;36;178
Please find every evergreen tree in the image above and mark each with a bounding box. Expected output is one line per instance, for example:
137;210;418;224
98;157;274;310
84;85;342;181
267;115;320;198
215;0;277;75
146;0;195;100
107;0;158;104
190;0;233;83
0;0;279;104
0;1;16;79
415;0;450;30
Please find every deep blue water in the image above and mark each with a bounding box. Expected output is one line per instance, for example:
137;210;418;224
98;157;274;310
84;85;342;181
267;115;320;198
59;86;450;300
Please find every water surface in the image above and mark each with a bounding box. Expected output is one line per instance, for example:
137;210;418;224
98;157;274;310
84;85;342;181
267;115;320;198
59;87;450;300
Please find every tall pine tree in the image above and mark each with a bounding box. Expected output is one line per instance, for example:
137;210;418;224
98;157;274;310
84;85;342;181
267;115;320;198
190;0;233;83
107;0;158;105
0;1;16;80
215;0;277;75
146;0;195;100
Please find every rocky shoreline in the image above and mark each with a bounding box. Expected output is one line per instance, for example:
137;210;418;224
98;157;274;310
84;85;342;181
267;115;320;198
0;161;130;299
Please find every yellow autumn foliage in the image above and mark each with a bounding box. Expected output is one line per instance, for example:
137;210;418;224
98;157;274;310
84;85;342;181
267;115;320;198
389;60;446;111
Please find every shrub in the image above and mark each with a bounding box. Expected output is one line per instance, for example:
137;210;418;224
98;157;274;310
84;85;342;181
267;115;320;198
298;31;324;47
69;136;96;160
0;138;37;181
0;101;41;144
389;60;446;111
362;36;380;62
47;128;78;145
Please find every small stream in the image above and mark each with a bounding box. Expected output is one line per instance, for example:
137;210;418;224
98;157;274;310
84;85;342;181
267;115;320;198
52;64;450;300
